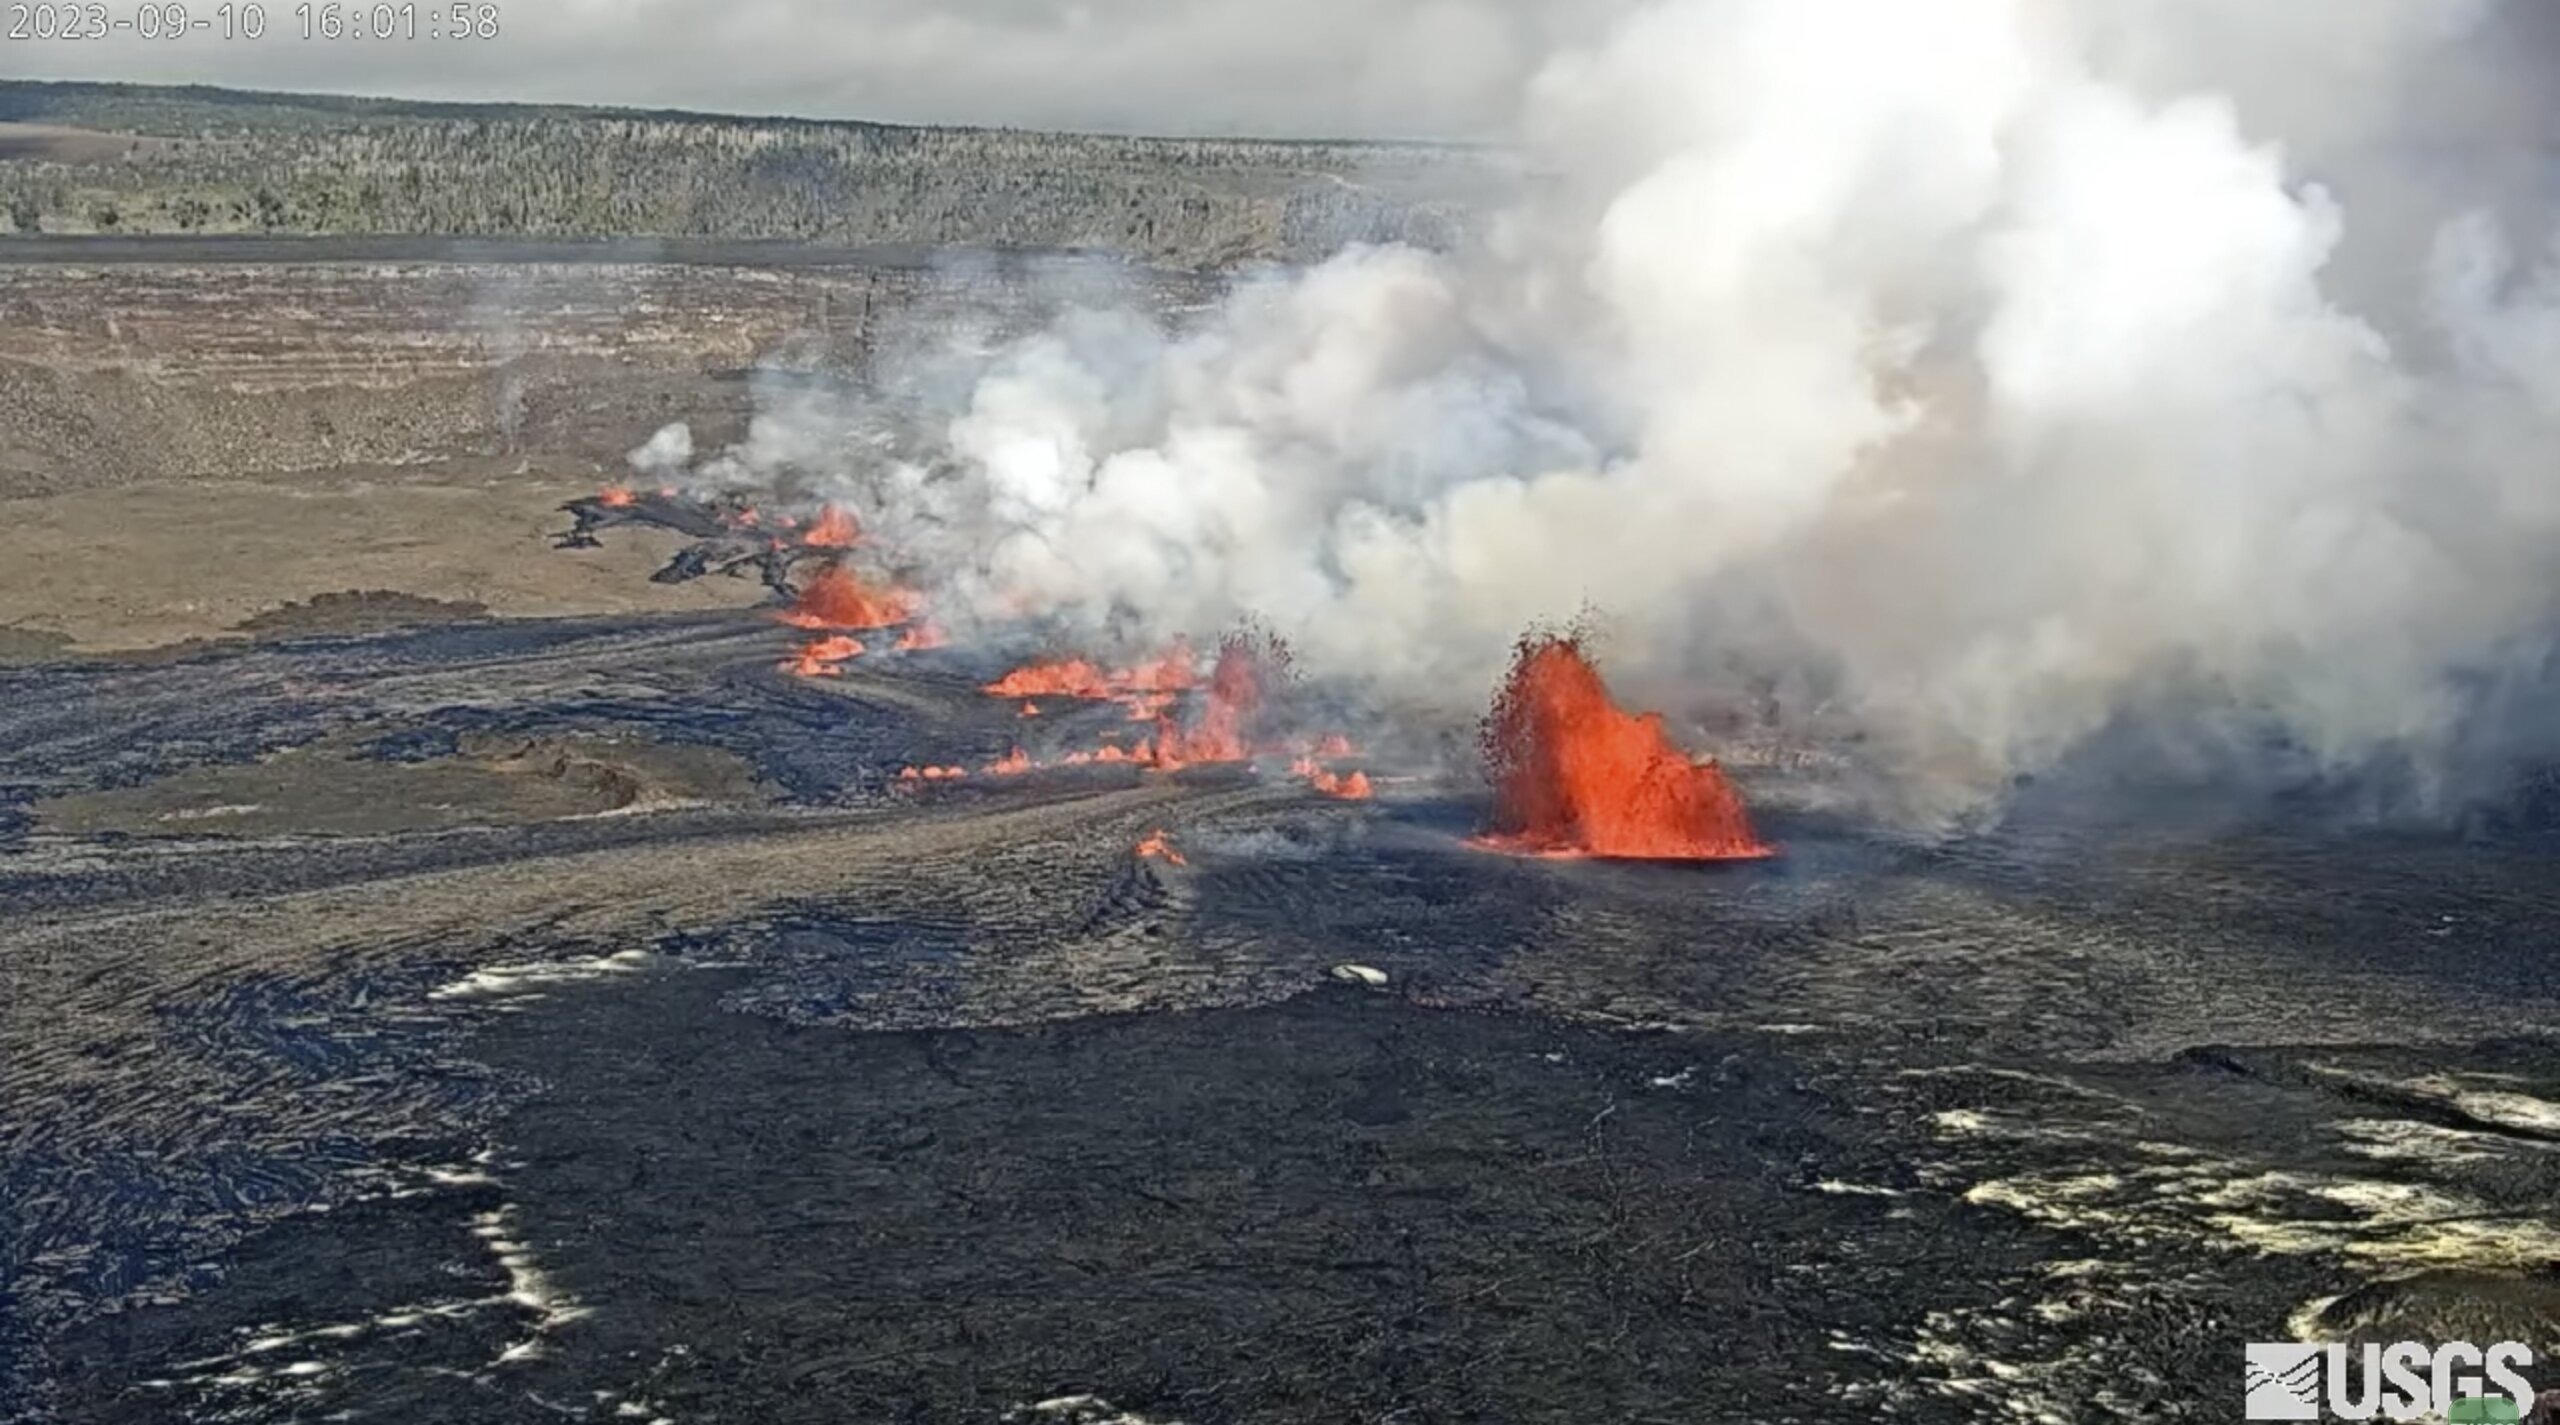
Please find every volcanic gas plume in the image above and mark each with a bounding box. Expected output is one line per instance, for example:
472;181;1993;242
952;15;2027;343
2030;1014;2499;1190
1477;636;1770;862
614;0;2560;826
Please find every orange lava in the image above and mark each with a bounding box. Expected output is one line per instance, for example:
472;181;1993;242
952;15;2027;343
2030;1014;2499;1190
779;566;921;632
984;657;1114;700
780;634;864;677
1316;769;1374;800
986;747;1033;776
899;764;969;782
973;635;1289;776
981;644;1196;711
1292;757;1374;800
1149;633;1268;768
598;486;637;507
801;504;861;549
1134;829;1187;866
1115;644;1198;694
894;622;949;652
1475;636;1771;861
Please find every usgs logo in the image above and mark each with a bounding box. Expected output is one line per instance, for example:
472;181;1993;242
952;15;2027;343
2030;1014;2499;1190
2245;1341;2534;1421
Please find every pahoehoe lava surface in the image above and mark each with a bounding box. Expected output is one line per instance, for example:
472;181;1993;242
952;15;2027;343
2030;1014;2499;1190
6;607;2560;1422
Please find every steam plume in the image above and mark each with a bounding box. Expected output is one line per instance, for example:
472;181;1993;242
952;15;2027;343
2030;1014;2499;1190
666;0;2560;822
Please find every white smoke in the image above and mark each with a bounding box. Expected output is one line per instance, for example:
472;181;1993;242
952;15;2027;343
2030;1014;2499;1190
626;422;695;483
693;0;2560;820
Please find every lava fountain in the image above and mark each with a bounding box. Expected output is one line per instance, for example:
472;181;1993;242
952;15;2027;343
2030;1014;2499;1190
1475;636;1771;861
894;621;948;652
778;565;921;632
1150;632;1273;768
800;504;861;549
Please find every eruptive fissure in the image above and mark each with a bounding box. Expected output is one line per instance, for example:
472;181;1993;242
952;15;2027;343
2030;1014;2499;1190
556;487;1424;807
1476;637;1770;862
558;481;1776;830
982;644;1197;718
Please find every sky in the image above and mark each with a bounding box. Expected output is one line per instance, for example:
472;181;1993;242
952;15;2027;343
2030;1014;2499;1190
4;0;1637;139
12;0;2554;143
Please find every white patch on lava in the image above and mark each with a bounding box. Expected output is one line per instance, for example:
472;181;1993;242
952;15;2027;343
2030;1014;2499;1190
2333;1116;2549;1168
1808;1179;1905;1198
429;947;662;1004
1007;1395;1189;1425
139;1151;617;1408
472;1201;593;1362
157;803;267;822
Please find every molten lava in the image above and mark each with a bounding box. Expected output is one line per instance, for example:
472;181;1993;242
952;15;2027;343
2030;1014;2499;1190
801;504;861;549
983;658;1114;700
986;747;1033;776
781;634;864;677
598;486;637;508
1134;829;1187;866
1149;633;1270;768
779;566;921;632
894;622;948;652
981;644;1196;716
1293;757;1374;800
1476;637;1771;861
1114;644;1198;694
899;764;969;782
1316;769;1374;800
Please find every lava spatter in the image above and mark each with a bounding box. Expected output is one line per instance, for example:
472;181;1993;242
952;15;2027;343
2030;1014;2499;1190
1149;632;1275;768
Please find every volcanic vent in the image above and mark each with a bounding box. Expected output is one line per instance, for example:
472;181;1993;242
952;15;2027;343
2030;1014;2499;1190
1477;635;1771;862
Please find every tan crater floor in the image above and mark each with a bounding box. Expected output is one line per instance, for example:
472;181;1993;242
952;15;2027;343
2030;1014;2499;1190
0;463;768;656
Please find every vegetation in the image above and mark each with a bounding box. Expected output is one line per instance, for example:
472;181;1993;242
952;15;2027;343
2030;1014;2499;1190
0;80;1501;265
